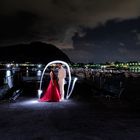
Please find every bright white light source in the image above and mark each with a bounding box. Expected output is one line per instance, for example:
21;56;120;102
38;89;43;99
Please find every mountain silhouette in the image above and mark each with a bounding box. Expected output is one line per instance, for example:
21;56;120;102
0;41;71;64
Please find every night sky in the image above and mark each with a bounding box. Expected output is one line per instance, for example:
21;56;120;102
0;0;140;63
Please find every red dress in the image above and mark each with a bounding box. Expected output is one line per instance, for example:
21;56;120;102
39;71;61;102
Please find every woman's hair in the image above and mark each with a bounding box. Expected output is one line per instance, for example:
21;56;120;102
49;66;55;72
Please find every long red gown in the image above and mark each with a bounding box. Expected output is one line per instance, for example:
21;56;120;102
39;71;61;102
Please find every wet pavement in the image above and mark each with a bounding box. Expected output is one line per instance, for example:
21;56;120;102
0;96;140;140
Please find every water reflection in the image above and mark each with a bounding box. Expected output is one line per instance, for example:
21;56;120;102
6;70;13;88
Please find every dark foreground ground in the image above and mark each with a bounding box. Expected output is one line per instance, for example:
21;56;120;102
0;94;140;140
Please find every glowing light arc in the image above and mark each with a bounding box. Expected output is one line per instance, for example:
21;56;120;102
38;60;77;99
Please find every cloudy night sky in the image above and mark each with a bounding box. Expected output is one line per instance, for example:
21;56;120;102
0;0;140;63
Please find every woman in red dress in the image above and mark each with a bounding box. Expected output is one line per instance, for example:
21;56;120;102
39;68;61;102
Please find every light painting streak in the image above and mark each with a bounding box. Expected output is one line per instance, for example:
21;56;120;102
66;77;78;99
38;60;77;99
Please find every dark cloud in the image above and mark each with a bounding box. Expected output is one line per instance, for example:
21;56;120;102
0;0;140;62
0;10;41;46
67;18;140;62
